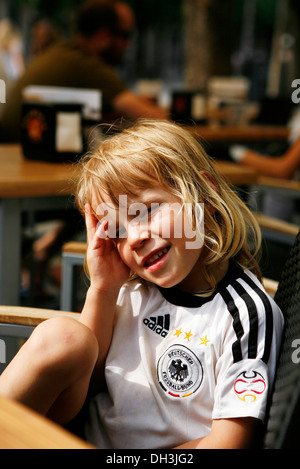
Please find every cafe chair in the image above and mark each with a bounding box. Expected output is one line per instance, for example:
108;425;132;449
254;212;299;246
253;176;300;204
61;241;87;311
254;211;299;283
0;307;79;373
250;176;300;246
262;229;300;448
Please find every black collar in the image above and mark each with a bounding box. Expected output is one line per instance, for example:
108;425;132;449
157;262;243;308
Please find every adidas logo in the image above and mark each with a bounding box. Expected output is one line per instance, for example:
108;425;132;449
143;314;170;338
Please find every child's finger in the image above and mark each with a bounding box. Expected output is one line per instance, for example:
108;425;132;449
93;220;118;254
95;219;109;241
85;203;98;243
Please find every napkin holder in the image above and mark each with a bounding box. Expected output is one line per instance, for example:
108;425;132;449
21;101;86;163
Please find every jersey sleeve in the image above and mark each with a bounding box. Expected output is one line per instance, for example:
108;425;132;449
212;272;284;422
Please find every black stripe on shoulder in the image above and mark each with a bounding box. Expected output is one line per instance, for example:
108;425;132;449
239;272;274;364
219;288;244;363
231;279;259;359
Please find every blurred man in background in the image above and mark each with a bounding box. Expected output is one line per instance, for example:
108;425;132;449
0;0;167;142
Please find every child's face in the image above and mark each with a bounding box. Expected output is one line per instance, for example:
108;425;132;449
94;185;207;292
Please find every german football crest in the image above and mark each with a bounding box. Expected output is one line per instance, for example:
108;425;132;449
157;344;203;399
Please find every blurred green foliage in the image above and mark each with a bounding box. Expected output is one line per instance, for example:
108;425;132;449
13;0;277;31
15;0;182;29
15;0;85;25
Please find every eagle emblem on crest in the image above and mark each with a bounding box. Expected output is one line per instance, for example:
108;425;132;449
157;344;203;399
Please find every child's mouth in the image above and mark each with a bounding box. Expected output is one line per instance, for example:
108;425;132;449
144;247;170;268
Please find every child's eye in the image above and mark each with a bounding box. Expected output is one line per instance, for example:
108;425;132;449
150;203;162;216
140;203;160;220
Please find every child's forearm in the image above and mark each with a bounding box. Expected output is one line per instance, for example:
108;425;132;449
174;417;258;449
79;285;119;385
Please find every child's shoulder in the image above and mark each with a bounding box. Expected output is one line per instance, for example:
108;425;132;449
218;262;278;309
219;263;284;334
217;262;263;294
221;263;271;300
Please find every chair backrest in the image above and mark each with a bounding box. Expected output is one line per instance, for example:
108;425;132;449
263;230;300;448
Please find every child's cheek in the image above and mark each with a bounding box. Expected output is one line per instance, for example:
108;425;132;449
116;242;131;267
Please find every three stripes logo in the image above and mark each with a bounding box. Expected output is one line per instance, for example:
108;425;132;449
143;314;170;338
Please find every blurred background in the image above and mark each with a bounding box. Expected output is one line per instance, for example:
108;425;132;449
0;0;299;104
0;0;299;309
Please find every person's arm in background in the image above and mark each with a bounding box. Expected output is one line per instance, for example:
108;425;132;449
113;89;168;120
230;137;300;179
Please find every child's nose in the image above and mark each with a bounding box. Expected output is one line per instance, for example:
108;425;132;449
127;222;150;249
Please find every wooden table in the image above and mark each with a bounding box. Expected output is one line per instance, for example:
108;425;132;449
186;125;289;142
215;160;257;186
0;144;257;306
0;395;93;449
0;144;78;305
0;144;77;198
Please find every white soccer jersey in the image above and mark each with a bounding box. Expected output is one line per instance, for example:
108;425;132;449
85;263;284;449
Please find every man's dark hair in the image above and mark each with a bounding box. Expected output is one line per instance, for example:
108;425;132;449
76;0;119;38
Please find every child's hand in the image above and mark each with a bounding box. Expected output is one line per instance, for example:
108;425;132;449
85;204;130;293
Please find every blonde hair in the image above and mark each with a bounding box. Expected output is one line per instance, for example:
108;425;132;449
76;119;262;292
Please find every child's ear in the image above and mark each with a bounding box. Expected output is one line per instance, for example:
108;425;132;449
200;170;219;193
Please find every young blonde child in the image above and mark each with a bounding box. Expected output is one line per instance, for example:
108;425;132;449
0;119;283;449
